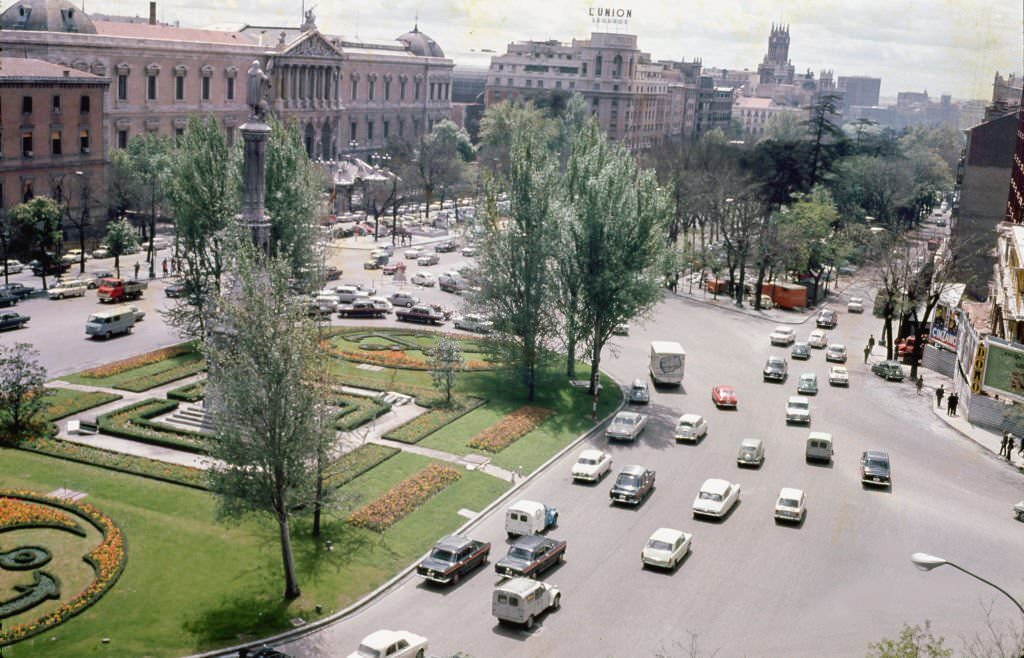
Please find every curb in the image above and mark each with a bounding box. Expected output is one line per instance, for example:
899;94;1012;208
928;404;1024;473
672;276;864;326
191;374;627;658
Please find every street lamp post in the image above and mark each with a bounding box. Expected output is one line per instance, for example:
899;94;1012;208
911;552;1024;618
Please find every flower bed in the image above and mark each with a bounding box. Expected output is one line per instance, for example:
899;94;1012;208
0;490;127;646
347;462;462;532
77;343;196;379
333;395;391;431
65;342;204;392
166;381;205;402
15;438;208;489
383;397;486;444
0;496;84;535
331;347;493;371
42;388;122;422
98;399;208;453
467;405;555;453
323;444;400;489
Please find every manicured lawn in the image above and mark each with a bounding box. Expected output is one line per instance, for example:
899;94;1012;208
41;387;122;421
61;350;204;392
2;448;507;657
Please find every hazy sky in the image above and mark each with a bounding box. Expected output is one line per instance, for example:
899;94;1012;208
83;0;1020;100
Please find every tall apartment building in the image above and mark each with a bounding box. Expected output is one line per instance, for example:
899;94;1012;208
837;75;881;108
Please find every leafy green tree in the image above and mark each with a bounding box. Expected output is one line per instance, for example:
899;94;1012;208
478;101;554;177
0;342;47;444
103;218;138;279
776;187;841;304
398;120;474;218
867;621;952;658
9;196;63;290
121;133;173;277
203;248;332;600
763;110;808;142
564;121;671;394
429;335;464;405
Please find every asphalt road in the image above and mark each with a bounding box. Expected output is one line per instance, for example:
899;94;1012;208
279;275;1024;657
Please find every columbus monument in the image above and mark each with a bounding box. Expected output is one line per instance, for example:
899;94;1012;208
240;59;273;253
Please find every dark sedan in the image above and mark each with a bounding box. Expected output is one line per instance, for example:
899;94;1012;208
0;283;35;300
763;356;788;382
871;360;905;382
861;450;891;487
417;534;490;585
495;535;566;578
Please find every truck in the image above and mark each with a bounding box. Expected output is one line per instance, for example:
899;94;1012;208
395;304;445;325
97;278;147;303
649;341;686;386
337;300;387;319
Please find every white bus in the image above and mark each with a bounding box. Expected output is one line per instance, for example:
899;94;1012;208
649;341;686;385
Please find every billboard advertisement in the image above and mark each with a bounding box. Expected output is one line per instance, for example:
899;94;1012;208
929;284;965;351
981;338;1024;403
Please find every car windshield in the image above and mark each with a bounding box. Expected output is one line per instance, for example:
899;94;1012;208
801;375;814;382
768;358;784;366
789;401;809;410
678;421;694;428
578;458;597;466
699;491;723;502
430;548;455;562
617;474;640;488
866;458;889;469
508;546;534;560
647;540;673;551
719;388;734;395
779;498;800;508
616;416;636;426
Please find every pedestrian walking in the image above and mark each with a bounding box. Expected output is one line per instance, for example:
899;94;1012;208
863;344;871;364
935;384;945;409
1007;434;1016;461
1018;435;1024;458
868;334;876;351
947;393;959;416
133;261;140;279
161;258;168;277
915;375;923;394
1000;432;1009;457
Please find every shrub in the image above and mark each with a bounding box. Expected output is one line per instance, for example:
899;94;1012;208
98;399;208;453
383;397;485;444
467;406;555;453
332;395;391;431
347;462;461;531
166;381;205;402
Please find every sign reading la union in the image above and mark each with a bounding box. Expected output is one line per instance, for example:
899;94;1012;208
589;6;632;26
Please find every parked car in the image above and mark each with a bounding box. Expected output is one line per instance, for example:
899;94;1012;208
31;260;70;277
571;449;613;482
0;311;29;331
85;308;136;339
2;259;24;273
417;253;440;266
763;356;788;382
165;281;187;298
48;279;89;300
453;313;493;333
816;309;838;329
492;577;560;630
674;413;708;442
629;379;650;404
494;535;566;579
785;396;811;424
438;271;466;293
121;304;145;322
797;373;818;395
67;273;100;289
1014;499;1024;522
805;431;834;464
609;465;656;505
0;283;34;300
711;385;737;408
505;499;558;537
791;342;811;360
345;630;427;658
91;247;110;259
404;247;424;259
774;488;807;523
388;292;419;308
461;245;477;257
825;344;848;363
434;239;458;253
736;438;765;467
871;360;905;382
0;289;17;307
847;296;864;313
808;329;828;348
828;365;849;386
382;262;403;275
641;527;692;570
416;534;490;585
770;326;796;346
395;304;445;325
692;478;741;519
861;450;892;487
410;271;436;287
606;411;647;441
612;323;630;336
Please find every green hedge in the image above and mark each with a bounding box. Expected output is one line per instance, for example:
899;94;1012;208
383;397;485;444
323;443;400;488
113;356;205;392
42;388;123;421
98;398;208;454
166;381;205;402
333;394;391;431
16;437;208;489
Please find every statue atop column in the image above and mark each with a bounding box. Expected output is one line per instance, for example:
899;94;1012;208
246;60;271;122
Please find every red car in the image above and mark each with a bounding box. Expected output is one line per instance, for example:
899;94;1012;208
711;385;738;409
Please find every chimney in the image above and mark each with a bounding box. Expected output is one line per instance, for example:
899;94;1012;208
149;1;156;25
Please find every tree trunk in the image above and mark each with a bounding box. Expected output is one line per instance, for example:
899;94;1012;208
278;512;301;599
589;341;603;397
312;472;323;538
754;261;767;310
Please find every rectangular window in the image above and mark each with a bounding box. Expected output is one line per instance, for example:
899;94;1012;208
414;80;421;100
80;95;90;113
398;119;404;137
368;80;375;101
350;121;357;142
52;95;61;112
384;80;391;101
79;129;89;153
383;120;389;138
226;77;235;101
367;121;374;141
21;180;32;202
429;82;435;100
147;76;157;101
21;96;32;114
117;129;128;149
400;80;407;100
51;130;62;155
201;77;210;101
351;78;357;100
117;74;128;100
21;132;33;157
175;77;184;100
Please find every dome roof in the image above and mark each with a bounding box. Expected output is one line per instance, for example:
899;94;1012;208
396;26;444;58
0;0;97;33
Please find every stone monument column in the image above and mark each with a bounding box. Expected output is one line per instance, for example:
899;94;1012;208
239;59;272;254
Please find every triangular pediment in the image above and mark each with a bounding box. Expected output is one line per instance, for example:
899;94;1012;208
282;30;343;59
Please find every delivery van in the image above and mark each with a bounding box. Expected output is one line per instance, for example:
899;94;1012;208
649;341;686;385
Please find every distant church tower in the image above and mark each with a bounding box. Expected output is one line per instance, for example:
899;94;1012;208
758;23;795;85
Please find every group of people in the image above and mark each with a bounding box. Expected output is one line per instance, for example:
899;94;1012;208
132;258;174;279
1000;431;1023;461
934;384;959;416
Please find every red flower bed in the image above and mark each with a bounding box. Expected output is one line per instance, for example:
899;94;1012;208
78;343;195;379
0;490;127;646
331;347;493;371
347;463;461;532
0;497;83;534
467;405;554;453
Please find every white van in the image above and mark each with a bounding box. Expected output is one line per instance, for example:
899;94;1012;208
492;577;561;629
805;431;834;463
649;341;686;385
85;308;136;339
504;499;558;537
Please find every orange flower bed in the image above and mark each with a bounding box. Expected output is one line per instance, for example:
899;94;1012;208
347;463;462;532
0;490;127;646
331;347;493;371
78;343;195;379
0;497;83;534
468;405;554;453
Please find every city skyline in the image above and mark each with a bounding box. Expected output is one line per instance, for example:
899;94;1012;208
70;0;1021;101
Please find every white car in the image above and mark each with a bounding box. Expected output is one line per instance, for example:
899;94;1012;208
785;396;811;424
774;487;806;523
692;478;741;518
454;313;493;333
410;272;436;287
120;304;145;322
367;296;393;312
674;413;708;442
314;292;339;312
808;329;828;348
641;527;692;570
825;343;848;363
571;449;613;482
346;629;428;658
606;411;647;441
404;247;424;259
847;297;864;313
829;365;849;386
48;279;88;299
388;292;419;308
769;326;796;346
2;259;24;273
417;253;440;266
